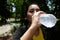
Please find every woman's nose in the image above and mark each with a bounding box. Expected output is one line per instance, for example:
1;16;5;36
34;10;36;13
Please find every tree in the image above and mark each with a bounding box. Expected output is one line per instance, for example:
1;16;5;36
0;0;11;23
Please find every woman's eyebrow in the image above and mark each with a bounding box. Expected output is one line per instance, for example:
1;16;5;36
30;8;34;10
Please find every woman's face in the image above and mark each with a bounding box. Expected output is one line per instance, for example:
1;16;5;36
27;4;40;22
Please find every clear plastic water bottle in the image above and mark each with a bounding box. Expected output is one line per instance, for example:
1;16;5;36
39;14;57;28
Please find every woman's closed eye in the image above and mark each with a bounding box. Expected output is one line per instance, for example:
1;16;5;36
29;10;34;13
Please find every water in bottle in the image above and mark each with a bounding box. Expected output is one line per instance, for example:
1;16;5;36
39;14;57;28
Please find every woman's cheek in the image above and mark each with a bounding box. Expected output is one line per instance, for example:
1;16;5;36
27;13;32;21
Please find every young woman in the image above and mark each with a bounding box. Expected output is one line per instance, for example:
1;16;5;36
13;3;45;40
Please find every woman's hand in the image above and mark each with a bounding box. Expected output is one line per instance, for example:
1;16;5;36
31;11;45;28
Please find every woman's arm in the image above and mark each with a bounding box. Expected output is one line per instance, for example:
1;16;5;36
20;24;40;40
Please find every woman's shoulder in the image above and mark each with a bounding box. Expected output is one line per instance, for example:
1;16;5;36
14;25;28;35
13;25;28;40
